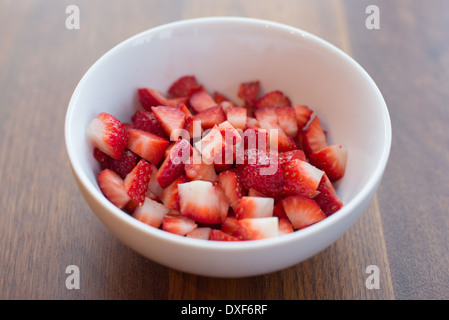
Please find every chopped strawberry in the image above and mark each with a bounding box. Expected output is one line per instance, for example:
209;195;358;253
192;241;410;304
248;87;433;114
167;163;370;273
97;169;131;209
186;227;212;240
278;217;294;235
235;196;274;219
239;150;285;199
178;180;229;224
189;87;217;113
174;103;193;117
131;109;168;139
274;130;298;152
132;197;170;228
86;112;128;160
217;170;244;211
234;217;279;241
254;106;278;125
126;128;169;165
192;105;227;130
184;116;203;140
220;216;239;235
293;105;313;130
275;106;298;137
193;126;226;164
93;147;112;169
209;229;239;241
94;148;138;179
225;106;247;130
300;116;328;156
278;150;307;168
146;163;162;198
313;173;344;216
168;75;200;98
309;144;348;182
272;201;288;219
162;213;197;236
247;188;266;197
123;159;153;206
281;195;325;230
237;80;260;106
213;91;234;105
138;88;187;110
184;148;218;182
155;139;192;188
160;175;189;211
283;159;324;198
253;90;291;109
245;117;259;129
151;106;186;138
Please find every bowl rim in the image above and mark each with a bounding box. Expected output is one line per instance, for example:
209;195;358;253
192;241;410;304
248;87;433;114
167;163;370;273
65;16;392;252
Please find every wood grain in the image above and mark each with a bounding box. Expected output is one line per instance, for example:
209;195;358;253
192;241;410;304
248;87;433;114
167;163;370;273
0;0;447;300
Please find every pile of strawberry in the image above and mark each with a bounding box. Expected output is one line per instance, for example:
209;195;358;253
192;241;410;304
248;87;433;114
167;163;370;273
86;75;348;241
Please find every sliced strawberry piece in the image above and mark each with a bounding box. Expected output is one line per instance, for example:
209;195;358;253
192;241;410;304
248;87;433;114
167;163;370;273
293;105;313;130
245;116;259;128
274;130;298;152
309;144;348;182
178;180;229;224
168;75;200;98
225;106;247;130
235;196;274;219
193;126;226;164
281;195;325;230
278;217;294;235
138;88;187;110
273;200;288;219
174;102;193;117
184;116;203;140
86;112;128;160
160;175;189;211
313;173;344;216
254;106;278;125
189;87;217;113
93;147;112;169
233;217;279;241
162;213;197;236
185;148;218;182
97;169;131;209
146;162;162;198
213;91;235;105
186;227;212;240
192;105;227;130
132;197;170;228
151;106;186;138
253;90;291;109
276;106;298;137
238;80;260;106
210;229;239;241
239;150;285;199
94;148;138;180
217;170;244;211
155;139;192;188
283;159;324;198
220;216;239;235
131;109;168;139
123;159;153;206
300;116;328;156
278;150;307;168
247;188;266;197
126;128;169;165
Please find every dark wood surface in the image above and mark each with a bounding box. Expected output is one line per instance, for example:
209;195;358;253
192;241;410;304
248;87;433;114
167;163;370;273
1;0;447;300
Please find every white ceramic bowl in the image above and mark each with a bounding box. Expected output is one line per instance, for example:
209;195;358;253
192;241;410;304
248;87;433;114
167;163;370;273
65;17;391;277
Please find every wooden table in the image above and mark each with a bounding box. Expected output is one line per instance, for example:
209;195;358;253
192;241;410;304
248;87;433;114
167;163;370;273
1;0;448;300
